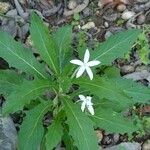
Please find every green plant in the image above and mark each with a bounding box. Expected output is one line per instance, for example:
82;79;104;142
0;13;150;150
136;25;150;65
71;13;80;26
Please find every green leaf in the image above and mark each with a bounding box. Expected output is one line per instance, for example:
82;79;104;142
63;127;76;150
18;101;52;150
63;97;99;150
30;13;59;74
0;32;47;79
73;77;133;108
73;13;80;21
53;25;72;73
94;98;125;112
91;107;138;134
3;78;53;114
114;78;150;103
0;70;22;96
104;66;120;78
91;29;141;65
45;116;63;150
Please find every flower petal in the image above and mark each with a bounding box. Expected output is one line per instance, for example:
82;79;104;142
86;67;93;80
81;102;86;112
86;96;92;101
70;59;83;66
87;105;94;115
84;49;90;63
88;60;101;67
79;95;86;101
76;66;85;78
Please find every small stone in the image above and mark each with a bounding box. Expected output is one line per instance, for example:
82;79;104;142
104;22;109;28
124;70;150;81
117;4;126;12
0;115;17;150
81;22;95;30
26;36;34;47
98;1;103;8
122;11;135;20
135;65;147;72
82;7;91;18
0;2;10;14
142;140;150;150
137;14;145;25
18;0;26;5
104;31;112;39
126;21;137;29
121;65;135;75
20;23;29;40
103;9;118;21
104;142;141;150
102;134;113;145
135;0;149;3
113;134;120;143
68;0;77;10
96;130;103;143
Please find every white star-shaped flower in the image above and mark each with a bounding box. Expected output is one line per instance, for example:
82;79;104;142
78;95;94;115
70;49;101;80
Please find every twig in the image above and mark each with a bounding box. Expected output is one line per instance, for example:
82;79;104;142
63;0;89;17
42;3;61;17
14;0;28;19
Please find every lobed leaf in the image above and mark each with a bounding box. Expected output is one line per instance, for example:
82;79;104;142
53;25;73;74
3;78;53;114
63;97;99;150
114;78;150;103
73;77;133;108
45;116;63;150
18;101;52;150
91;107;138;134
30;13;59;74
0;70;23;96
62;128;75;150
0;32;47;79
91;29;141;65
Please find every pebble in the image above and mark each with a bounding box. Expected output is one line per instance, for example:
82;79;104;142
135;0;149;3
104;21;109;28
0;2;11;14
104;31;113;39
98;1;103;8
142;141;150;150
96;130;103;143
68;0;77;10
18;0;26;5
137;14;146;25
81;22;95;30
121;65;135;75
103;142;141;150
113;134;120;143
102;135;112;145
25;36;34;47
103;9;118;21
122;11;135;20
126;21;137;29
0;115;17;150
124;70;150;81
117;4;126;12
82;7;91;18
135;65;147;72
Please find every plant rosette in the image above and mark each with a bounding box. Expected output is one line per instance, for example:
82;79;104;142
0;12;149;150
